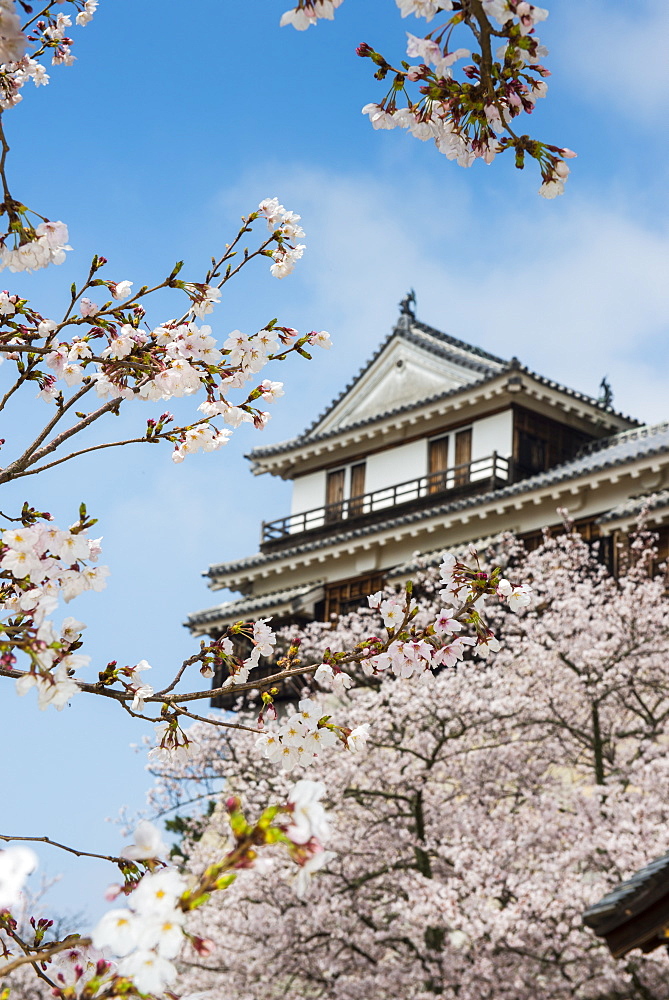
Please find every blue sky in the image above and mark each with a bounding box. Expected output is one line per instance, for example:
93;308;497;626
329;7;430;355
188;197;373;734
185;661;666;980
2;0;668;923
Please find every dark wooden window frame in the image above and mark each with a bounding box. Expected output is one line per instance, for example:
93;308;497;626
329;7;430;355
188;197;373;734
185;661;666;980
325;467;346;523
324;572;386;620
349;462;366;517
512;405;593;480
428;435;449;494
454;427;472;487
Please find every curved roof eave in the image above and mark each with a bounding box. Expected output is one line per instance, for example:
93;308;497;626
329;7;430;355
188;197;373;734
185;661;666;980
211;421;669;580
246;361;639;468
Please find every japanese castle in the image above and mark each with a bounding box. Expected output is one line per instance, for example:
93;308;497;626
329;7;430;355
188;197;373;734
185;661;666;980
188;295;669;648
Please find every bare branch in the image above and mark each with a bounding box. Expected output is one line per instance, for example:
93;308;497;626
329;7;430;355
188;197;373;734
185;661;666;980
15;435;155;479
172;704;262;735
0;383;94;484
0;833;127;865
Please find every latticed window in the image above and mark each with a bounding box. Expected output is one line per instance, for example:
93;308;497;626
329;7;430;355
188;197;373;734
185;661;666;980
324;572;385;619
513;407;592;479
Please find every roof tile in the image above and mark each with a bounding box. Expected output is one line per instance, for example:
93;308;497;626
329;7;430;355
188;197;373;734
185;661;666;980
248;316;637;463
209;421;669;580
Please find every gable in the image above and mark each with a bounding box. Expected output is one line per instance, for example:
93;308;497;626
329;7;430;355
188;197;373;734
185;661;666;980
247;311;640;479
314;335;489;435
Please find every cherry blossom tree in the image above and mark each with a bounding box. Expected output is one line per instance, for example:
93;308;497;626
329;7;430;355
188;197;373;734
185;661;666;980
149;524;669;1000
0;0;341;980
280;0;576;197
0;3;531;996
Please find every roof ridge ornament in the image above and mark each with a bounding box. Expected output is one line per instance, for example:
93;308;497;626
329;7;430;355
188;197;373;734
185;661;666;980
399;289;416;318
598;375;614;408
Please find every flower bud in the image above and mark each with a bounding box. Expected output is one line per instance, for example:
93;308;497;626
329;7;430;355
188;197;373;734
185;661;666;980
104;882;122;901
192;936;215;957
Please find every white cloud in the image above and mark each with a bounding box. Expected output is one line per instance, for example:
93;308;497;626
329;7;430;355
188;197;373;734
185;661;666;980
553;0;669;121
219;164;669;426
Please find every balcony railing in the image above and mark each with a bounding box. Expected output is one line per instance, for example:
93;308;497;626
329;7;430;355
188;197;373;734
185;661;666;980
261;452;511;546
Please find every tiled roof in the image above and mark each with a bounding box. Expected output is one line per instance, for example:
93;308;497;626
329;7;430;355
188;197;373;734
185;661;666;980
577;422;669;458
512;363;637;427
597;488;669;525
248;335;638;464
297;315;507;440
408;316;508;366
248;366;505;462
209;422;669;580
529;421;669;480
187;581;322;628
386;534;504;579
583;851;669;936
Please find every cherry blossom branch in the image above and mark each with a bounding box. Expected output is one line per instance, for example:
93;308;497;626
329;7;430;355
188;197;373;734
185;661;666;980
0;936;92;978
12;434;162;478
0;383;94;484
0;833;126;865
0;117;21;230
0;360;35;413
285;0;574;195
12;416;222;479
6;358;299;479
171;704;262;735
0;589;480;725
0;509;24;521
0;663;301;730
21;1;61;31
0;343;147;363
1;925;59;990
155;657;202;698
6;394;126;477
195;595;474;704
1;315;312;487
469;0;497;98
0;661;316;711
214;238;277;290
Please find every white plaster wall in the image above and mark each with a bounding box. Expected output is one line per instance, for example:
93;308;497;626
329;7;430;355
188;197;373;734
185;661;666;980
221;465;654;601
286;411;513;525
289;469;328;531
471;410;513;459
366;440;427;511
471;410;513;481
367;439;426;491
291;469;327;514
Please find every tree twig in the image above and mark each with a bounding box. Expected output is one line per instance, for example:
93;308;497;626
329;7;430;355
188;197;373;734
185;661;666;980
0;833;126;865
0;937;93;979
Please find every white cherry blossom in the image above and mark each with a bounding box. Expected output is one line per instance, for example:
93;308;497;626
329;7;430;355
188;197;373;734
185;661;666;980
121;820;167;861
130;869;187;916
116;950;178;995
92;909;139;957
110;279;133;300
347;724;371;753
295;848;336;897
287;779;330;845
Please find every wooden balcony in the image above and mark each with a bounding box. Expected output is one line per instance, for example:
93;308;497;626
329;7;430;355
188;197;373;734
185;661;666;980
261;453;512;551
